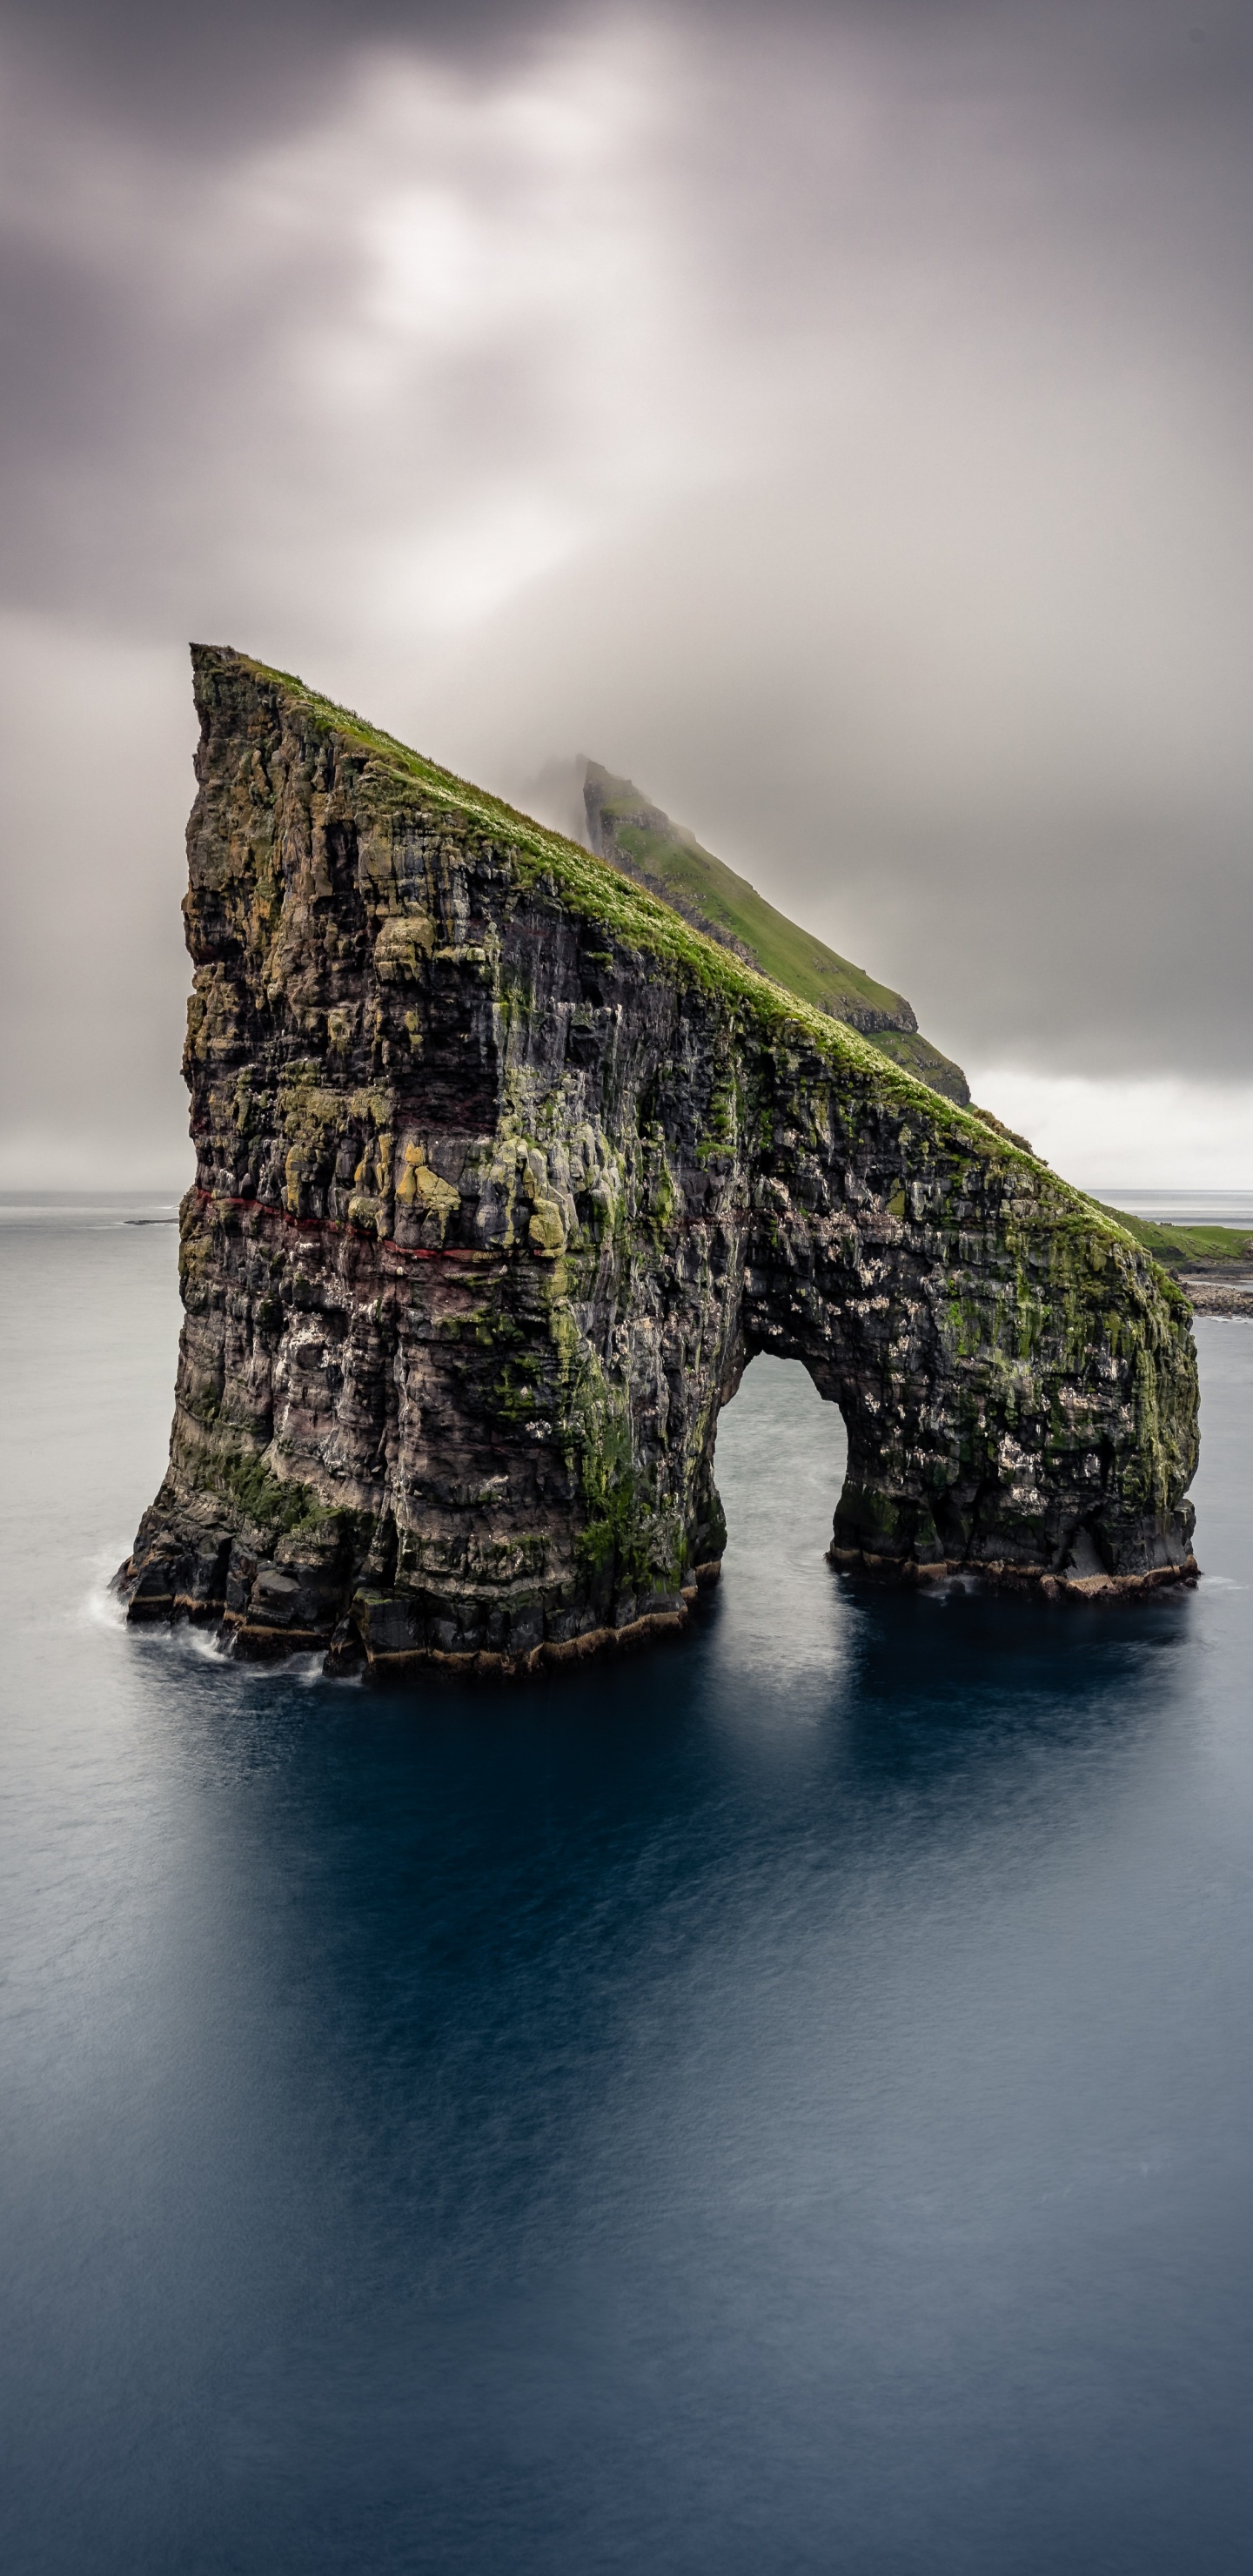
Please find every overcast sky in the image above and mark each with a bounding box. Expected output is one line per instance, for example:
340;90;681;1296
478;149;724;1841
2;0;1251;1188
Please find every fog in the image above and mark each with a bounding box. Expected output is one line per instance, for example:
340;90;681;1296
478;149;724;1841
2;0;1250;1187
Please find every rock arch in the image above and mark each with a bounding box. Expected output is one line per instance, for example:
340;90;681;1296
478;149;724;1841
122;649;1199;1671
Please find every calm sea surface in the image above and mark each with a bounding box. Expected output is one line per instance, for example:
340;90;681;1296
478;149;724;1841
3;1201;1253;2575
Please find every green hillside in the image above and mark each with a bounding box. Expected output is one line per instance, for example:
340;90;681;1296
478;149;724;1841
582;762;968;1104
1090;1206;1253;1274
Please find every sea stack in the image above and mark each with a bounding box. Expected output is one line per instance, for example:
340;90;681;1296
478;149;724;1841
120;647;1200;1672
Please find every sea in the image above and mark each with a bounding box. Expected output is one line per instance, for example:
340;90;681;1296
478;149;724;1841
1096;1186;1253;1231
3;1193;1252;2575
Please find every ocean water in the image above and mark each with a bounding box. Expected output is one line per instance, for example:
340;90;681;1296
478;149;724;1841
3;1201;1253;2576
1096;1186;1253;1230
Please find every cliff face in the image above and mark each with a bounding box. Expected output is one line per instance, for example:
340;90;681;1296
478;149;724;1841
120;648;1199;1672
582;761;971;1104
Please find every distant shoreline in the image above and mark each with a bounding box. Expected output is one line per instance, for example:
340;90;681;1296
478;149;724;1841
1185;1281;1253;1317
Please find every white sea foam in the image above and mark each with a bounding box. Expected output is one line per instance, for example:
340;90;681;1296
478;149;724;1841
81;1572;351;1686
173;1623;238;1667
78;1548;129;1633
157;1621;336;1687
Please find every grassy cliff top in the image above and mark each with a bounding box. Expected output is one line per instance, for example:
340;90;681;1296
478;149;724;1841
1093;1207;1253;1273
211;647;922;1078
204;647;1174;1268
583;761;910;1025
581;762;968;1104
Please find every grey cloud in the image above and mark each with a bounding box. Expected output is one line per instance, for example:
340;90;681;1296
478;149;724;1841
1;0;1251;1182
0;0;549;139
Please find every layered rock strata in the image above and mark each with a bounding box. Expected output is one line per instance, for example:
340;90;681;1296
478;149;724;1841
120;648;1200;1672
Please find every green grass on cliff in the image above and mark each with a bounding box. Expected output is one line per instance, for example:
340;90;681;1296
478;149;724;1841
1091;1206;1253;1273
580;764;968;1104
585;765;909;1026
219;648;1180;1278
239;650;928;1070
241;651;968;1102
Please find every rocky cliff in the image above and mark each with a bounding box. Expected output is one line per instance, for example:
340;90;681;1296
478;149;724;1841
119;647;1199;1673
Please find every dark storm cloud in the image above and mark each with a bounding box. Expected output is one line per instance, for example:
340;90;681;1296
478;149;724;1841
2;0;1252;1180
0;0;541;134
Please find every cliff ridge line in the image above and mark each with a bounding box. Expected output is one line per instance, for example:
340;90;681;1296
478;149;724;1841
581;759;970;1104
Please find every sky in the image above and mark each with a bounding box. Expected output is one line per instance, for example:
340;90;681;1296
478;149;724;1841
2;0;1250;1191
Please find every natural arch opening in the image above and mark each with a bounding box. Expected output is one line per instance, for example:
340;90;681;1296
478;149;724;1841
712;1357;849;1593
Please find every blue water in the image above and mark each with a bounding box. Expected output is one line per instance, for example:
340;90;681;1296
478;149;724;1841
3;1206;1253;2575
